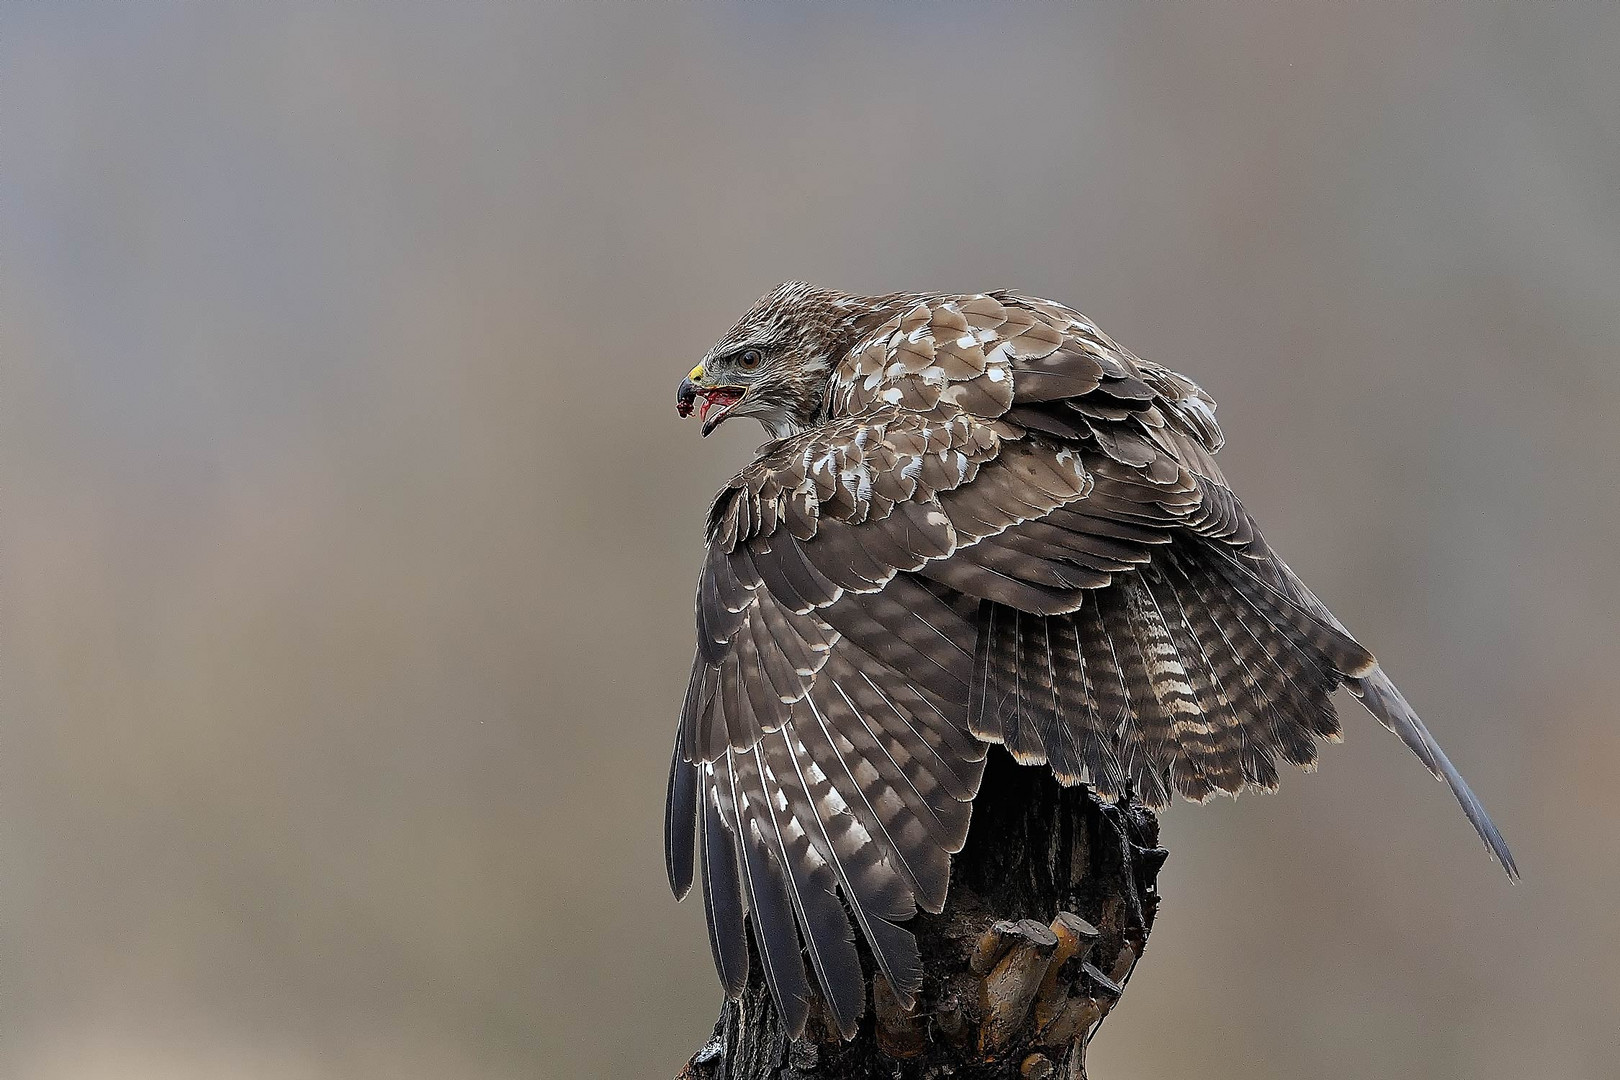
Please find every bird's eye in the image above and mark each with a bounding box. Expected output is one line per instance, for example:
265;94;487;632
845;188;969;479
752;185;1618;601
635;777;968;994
738;348;763;370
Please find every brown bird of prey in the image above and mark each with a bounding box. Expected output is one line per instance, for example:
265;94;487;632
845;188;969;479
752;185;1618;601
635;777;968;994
666;282;1516;1039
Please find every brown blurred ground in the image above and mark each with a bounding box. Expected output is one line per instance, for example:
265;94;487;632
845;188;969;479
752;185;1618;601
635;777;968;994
3;4;1617;1078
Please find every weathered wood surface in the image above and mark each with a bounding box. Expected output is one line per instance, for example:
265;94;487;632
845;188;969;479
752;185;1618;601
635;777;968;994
676;750;1166;1080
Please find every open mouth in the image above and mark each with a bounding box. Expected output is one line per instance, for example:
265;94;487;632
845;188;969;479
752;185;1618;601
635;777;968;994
677;385;747;436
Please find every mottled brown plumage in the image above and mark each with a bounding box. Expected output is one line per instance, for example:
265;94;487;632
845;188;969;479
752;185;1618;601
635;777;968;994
666;283;1516;1040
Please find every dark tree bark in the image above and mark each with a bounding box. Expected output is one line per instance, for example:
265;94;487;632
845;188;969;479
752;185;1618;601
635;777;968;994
676;750;1167;1080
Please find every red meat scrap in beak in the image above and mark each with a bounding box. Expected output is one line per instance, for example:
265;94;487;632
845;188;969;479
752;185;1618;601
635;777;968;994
676;371;747;436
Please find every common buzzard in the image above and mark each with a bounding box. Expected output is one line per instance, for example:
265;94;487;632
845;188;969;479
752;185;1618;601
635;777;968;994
665;283;1516;1039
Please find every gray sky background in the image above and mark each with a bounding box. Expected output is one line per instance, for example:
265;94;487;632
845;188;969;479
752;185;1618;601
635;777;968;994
4;4;1618;1078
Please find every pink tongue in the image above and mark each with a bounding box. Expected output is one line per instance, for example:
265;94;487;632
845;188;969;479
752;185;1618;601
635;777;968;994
698;395;714;422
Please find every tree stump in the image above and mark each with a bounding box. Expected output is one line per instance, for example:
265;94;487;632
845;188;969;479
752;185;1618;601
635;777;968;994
675;749;1167;1080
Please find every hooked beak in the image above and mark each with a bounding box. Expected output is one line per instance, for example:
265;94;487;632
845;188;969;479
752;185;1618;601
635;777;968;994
676;368;747;436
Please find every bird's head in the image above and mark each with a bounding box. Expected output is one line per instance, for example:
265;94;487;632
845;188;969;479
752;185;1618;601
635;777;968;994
677;282;860;439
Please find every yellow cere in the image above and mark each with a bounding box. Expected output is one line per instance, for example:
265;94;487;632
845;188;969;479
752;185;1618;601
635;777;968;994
688;364;705;382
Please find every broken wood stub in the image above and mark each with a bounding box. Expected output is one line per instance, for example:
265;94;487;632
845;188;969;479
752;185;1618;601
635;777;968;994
675;749;1166;1079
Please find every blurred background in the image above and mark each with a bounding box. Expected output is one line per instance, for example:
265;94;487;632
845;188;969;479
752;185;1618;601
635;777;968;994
4;3;1617;1078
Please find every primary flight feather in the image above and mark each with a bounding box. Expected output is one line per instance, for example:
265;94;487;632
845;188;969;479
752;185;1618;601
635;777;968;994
665;282;1516;1040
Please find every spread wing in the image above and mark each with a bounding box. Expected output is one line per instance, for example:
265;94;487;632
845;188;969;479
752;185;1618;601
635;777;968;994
665;293;1517;1038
